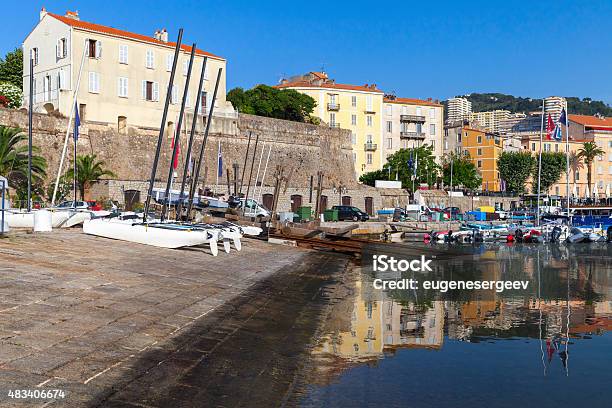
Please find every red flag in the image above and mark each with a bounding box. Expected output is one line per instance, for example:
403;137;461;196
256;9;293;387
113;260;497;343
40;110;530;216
170;134;180;170
546;114;554;140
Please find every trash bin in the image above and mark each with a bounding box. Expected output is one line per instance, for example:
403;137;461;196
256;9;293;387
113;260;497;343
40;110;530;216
297;206;312;221
324;209;339;221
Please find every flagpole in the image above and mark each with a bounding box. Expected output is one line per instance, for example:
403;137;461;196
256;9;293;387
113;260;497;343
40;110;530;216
73;108;77;207
564;109;571;218
536;103;545;226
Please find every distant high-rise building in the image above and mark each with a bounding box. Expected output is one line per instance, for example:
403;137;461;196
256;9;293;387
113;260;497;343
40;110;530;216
468;109;511;133
544;96;567;123
447;97;472;122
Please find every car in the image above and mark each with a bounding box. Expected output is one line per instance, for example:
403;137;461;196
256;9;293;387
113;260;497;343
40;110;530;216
86;200;102;211
55;200;88;210
332;205;369;222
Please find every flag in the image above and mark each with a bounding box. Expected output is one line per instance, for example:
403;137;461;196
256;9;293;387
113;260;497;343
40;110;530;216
553;124;562;141
545;114;554;140
558;108;567;125
413;150;418;177
407;150;413;169
217;142;223;177
73;101;80;141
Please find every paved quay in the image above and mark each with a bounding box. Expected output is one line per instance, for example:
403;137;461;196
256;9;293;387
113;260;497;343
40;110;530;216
0;229;350;407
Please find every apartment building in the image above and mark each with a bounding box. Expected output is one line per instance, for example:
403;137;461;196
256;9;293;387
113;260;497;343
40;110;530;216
468;109;510;133
446;97;472;123
544;96;567;124
23;8;234;131
382;95;443;162
462;127;503;191
277;72;384;176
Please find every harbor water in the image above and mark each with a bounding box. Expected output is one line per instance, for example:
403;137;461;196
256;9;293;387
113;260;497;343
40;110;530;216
293;243;612;408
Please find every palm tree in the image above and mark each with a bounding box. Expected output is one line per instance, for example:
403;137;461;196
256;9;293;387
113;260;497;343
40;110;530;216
568;151;583;194
0;125;47;189
65;154;116;200
578;141;605;195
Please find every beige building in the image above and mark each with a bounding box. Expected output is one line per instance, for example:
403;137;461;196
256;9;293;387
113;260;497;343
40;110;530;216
277;72;384;176
469;109;510;133
23;8;234;132
382;95;444;162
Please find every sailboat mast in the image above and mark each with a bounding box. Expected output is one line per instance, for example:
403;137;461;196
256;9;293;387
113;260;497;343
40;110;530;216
176;56;208;220
565;110;571;218
27;57;33;212
186;68;223;218
161;44;196;222
242;134;260;216
143;29;183;223
536;103;545;226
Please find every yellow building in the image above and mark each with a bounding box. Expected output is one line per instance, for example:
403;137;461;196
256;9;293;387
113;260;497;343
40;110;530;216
277;72;383;176
23;9;234;131
462;127;503;191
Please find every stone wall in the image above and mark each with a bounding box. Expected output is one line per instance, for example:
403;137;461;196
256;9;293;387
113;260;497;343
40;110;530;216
0;108;357;192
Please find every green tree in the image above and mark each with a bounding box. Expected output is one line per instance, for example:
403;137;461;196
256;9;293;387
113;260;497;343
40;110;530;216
532;152;567;194
359;145;439;190
0;125;47;198
442;152;482;190
497;151;536;194
578;141;605;194
0;48;23;89
227;85;316;122
64;154;116;200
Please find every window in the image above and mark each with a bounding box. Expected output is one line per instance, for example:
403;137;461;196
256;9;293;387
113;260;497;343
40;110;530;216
170;84;178;104
367;116;373;127
351;96;357;107
56;38;67;59
430;108;436;119
142;80;159;101
367;153;373;165
351;114;357;126
88;72;100;93
387;138;392;149
416;123;422;134
198;90;207;113
544;144;551;152
351;133;356;144
385;104;392;116
555;144;559;152
31;48;39;66
366;134;373;143
609;166;612;175
430;124;436;135
353;152;357;163
555;186;559;195
329;112;336;126
477;135;482;144
329;94;337;105
477;160;482;168
145;50;154;68
185;90;191;107
183;60;189;75
58;69;66;90
117;45;128;64
609;153;612;162
457;133;462;143
477;148;482;156
118;77;128;98
431;140;435;150
575;172;580;181
386;121;392;132
598;166;603;175
166;55;173;72
366;95;373;111
532;142;536;151
86;39;102;59
416;107;422;116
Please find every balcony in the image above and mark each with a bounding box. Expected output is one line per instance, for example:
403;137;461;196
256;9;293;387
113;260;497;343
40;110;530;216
364;143;378;151
329;122;341;128
327;103;340;111
400;131;426;140
400;114;426;123
364;108;376;114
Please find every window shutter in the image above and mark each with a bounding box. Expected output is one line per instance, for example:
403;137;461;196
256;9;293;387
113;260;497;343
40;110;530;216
166;55;172;72
59;69;66;90
172;84;178;104
89;72;94;92
142;80;146;100
85;41;90;57
56;40;60;58
153;82;159;101
117;78;121;97
96;40;102;58
51;76;58;100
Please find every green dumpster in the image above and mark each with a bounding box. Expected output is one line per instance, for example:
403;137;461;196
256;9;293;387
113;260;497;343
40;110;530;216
324;209;339;221
297;206;312;221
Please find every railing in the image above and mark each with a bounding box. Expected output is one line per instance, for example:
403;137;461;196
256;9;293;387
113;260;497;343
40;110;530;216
329;123;341;128
400;114;426;123
327;103;340;111
364;108;376;114
400;131;425;140
364;143;378;151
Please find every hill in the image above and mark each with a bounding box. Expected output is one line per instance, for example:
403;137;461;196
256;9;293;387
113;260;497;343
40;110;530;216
445;93;612;117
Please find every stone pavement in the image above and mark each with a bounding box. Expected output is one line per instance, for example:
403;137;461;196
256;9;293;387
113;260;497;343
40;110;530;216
0;230;347;407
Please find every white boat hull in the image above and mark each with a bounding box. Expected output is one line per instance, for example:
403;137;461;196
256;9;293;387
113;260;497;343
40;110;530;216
5;209;91;228
83;218;209;249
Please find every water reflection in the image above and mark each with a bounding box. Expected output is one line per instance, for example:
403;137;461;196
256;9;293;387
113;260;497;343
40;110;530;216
302;244;611;407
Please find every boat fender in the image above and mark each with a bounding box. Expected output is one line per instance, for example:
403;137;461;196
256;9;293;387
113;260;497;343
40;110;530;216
507;234;515;243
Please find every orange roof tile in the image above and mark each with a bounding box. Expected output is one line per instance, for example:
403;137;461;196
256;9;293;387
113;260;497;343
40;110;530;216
569;114;612;129
47;12;224;60
383;96;442;107
276;80;383;94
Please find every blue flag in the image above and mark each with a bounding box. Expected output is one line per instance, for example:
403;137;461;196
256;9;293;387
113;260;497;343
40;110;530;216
73;102;80;141
558;108;567;125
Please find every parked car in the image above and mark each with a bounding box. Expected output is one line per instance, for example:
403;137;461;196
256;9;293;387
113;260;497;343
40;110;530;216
332;205;369;222
55;200;88;210
86;200;102;211
236;198;270;218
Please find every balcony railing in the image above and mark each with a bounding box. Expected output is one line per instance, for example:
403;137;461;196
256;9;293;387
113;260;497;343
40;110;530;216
329;122;341;128
400;131;426;140
364;108;376;114
327;103;340;111
400;114;426;123
364;143;378;151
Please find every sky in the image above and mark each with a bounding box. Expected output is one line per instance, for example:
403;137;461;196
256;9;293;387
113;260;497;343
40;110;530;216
4;0;612;103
